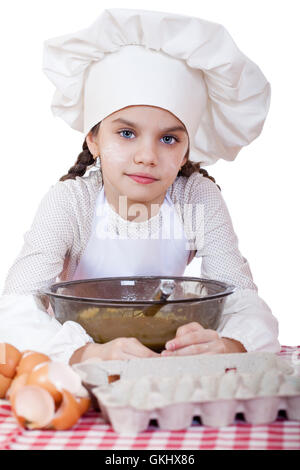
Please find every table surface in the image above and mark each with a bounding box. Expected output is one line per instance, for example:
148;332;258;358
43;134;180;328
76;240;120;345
1;346;299;450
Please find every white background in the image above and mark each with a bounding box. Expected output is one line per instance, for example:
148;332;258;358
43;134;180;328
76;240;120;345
0;0;299;345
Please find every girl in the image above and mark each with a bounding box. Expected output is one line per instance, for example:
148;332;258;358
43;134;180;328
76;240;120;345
1;8;280;364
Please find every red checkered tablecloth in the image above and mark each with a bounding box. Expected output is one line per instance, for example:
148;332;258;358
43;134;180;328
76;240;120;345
1;346;299;450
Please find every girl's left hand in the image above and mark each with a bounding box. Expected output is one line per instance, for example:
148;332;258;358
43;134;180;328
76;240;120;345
161;322;246;356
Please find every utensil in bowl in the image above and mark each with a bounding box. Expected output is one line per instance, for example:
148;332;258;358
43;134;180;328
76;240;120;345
142;279;175;317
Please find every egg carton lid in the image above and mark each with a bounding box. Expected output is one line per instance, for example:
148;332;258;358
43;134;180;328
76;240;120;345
73;352;294;388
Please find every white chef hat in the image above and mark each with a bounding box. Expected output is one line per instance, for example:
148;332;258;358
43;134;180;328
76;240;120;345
42;8;271;166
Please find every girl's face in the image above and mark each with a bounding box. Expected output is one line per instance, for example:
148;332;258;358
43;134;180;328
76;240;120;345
86;105;189;219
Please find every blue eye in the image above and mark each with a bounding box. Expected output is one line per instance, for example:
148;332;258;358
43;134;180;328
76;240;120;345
119;130;134;139
118;130;178;145
162;135;177;145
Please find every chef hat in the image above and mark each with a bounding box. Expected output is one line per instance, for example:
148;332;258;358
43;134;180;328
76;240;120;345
42;8;271;166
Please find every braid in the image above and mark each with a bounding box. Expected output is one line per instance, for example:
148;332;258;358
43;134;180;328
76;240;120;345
59;141;94;182
178;153;221;191
59;122;101;182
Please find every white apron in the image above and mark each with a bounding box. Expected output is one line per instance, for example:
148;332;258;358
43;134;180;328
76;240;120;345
72;186;191;280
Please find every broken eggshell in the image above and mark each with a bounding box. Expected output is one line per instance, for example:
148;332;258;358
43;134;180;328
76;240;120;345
26;361;88;406
6;373;29;401
11;385;89;431
12;385;56;429
16;351;50;376
9;360;91;430
50;389;82;430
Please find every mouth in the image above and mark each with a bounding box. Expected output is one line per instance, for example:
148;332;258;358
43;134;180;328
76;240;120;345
126;173;158;184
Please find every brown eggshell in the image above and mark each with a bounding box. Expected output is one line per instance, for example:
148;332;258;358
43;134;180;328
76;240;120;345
26;363;62;406
50;389;81;430
76;396;91;415
0;343;22;378
0;373;12;398
11;385;55;429
16;351;50;376
6;373;29;401
108;374;121;384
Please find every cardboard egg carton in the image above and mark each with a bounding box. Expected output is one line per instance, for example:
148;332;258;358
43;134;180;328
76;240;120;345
73;353;300;433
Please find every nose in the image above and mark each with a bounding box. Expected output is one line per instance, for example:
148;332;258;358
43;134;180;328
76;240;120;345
133;138;158;166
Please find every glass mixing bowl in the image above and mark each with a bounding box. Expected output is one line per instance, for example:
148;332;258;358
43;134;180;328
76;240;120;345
36;276;235;352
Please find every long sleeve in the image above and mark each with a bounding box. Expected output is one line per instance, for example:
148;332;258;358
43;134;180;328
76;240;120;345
188;174;280;352
217;289;280;352
0;183;94;363
2;182;74;296
0;294;94;363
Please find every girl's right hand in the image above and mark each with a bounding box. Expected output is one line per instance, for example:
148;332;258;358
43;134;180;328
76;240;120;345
69;337;160;365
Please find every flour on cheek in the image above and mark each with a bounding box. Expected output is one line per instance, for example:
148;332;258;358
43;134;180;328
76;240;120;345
100;143;127;163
